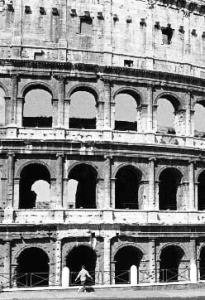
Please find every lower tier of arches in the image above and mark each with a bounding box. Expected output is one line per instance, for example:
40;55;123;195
1;229;205;288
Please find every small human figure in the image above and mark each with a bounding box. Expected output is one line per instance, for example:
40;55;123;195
75;265;93;293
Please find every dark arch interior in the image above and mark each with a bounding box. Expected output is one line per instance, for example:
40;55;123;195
19;164;50;209
199;247;205;280
160;246;184;282
198;172;205;210
69;164;96;209
159;169;181;210
16;247;49;287
114;246;143;284
115;166;140;209
66;245;97;285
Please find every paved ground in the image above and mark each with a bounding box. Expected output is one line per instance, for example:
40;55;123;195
1;284;205;300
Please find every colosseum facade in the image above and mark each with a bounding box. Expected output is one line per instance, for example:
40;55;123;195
0;0;205;288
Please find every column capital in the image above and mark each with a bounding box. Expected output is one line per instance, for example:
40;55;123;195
104;155;113;160
149;156;157;162
56;152;64;158
7;152;15;158
189;159;197;165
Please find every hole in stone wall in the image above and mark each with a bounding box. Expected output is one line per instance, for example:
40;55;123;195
161;24;174;44
194;103;205;137
160;246;184;282
16;247;49;287
114;246;143;284
115;94;137;131
19;164;50;209
159;168;181;210
69;91;96;129
157;98;176;134
198;171;205;210
115;166;140;209
68;164;97;209
23;89;53;128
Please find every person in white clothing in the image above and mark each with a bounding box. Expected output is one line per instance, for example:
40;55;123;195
75;265;93;293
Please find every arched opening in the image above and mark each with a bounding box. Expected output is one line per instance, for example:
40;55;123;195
199;246;205;280
114;246;143;284
23;89;53;128
157;96;181;135
159;168;182;210
115;166;141;209
19;164;51;209
69;91;96;129
66;245;97;285
160;245;184;282
198;171;205;210
68;164;97;209
194;103;205;137
114;93;138;131
0;87;5;126
16;247;49;287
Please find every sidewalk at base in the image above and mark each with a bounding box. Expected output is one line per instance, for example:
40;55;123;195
1;285;205;300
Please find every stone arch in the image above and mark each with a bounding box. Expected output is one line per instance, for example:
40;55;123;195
21;81;55;98
158;167;183;210
68;83;99;103
114;164;144;209
18;162;51;209
67;162;98;209
156;165;184;182
15;246;50;287
13;244;50;264
0;82;9;97
113;87;143;132
112;242;146;259
112;163;146;180
157;242;187;261
158;243;186;282
67;161;98;178
113;243;144;284
193;99;205;135
66;244;97;285
196;169;205;210
113;87;144;107
155;92;183;110
16;160;53;179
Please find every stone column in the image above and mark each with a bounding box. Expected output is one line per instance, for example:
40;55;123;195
55;239;62;286
104;156;112;209
10;75;18;125
103;81;112;129
155;181;160;210
195;182;199;210
152;104;158;133
149;238;156;283
64;98;70;129
57;76;66;128
16;97;24;127
96;178;104;209
103;236;111;285
7;153;15;207
110;178;116;209
96;101;104;130
149;157;156;210
4;241;11;288
56;153;64;208
190;238;197;283
189;160;195;210
13;178;20;209
185;91;193;137
5;97;11;126
52;98;58;127
146;85;154;132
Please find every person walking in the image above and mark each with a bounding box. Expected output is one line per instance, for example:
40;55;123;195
75;265;93;293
